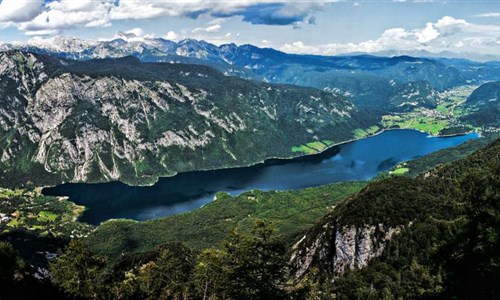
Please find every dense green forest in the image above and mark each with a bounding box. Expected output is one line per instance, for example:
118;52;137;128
329;166;499;299
2;137;498;299
88;181;366;259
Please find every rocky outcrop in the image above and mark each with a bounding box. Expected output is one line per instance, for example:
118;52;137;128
291;222;404;281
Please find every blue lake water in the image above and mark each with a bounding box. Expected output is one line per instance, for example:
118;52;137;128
42;129;479;225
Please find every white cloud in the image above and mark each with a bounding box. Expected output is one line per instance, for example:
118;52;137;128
165;31;179;41
109;1;167;20
207;18;227;26
85;18;111;28
18;8;111;32
108;0;321;26
435;16;500;36
126;28;144;37
415;22;440;43
24;29;60;37
193;24;221;33
280;16;500;57
0;0;44;22
113;27;160;42
474;12;500;18
280;41;320;54
206;24;221;32
46;0;98;13
2;0;322;36
4;0;479;39
14;1;113;36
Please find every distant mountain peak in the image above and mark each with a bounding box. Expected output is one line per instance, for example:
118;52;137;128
115;31;138;40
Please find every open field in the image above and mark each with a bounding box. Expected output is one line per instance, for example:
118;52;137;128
292;140;338;155
381;85;479;135
0;188;92;238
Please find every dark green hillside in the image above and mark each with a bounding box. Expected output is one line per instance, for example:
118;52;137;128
1;137;498;299
303;71;438;111
461;82;500;128
230;53;460;112
221;46;466;90
88;181;366;259
292;138;500;299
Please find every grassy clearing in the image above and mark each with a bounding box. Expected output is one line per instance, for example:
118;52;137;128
382;115;449;135
408;118;449;135
291;145;317;155
306;141;327;152
436;104;448;114
291;140;337;155
37;210;58;222
7;219;19;227
353;126;380;139
390;168;410;175
353;128;369;138
293;125;381;155
367;125;380;134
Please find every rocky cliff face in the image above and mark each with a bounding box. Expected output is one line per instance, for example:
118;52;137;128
291;221;404;281
0;51;371;187
288;176;429;283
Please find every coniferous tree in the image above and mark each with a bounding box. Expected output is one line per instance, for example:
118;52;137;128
224;221;287;300
50;239;107;299
193;248;230;300
446;166;500;299
0;241;25;288
137;243;195;300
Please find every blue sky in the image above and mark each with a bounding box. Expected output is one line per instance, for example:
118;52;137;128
1;0;500;58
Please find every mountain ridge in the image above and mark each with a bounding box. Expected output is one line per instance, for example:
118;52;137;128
0;50;375;188
2;36;477;112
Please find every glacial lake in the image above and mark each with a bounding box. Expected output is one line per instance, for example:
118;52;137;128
42;130;479;225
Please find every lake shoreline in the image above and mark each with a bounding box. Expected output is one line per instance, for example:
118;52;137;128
42;130;479;225
40;127;479;191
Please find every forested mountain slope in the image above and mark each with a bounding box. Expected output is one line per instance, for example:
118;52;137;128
291;138;500;299
0;51;374;187
461;81;500;128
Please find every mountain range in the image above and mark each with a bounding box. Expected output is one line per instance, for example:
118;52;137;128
5;36;500;112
